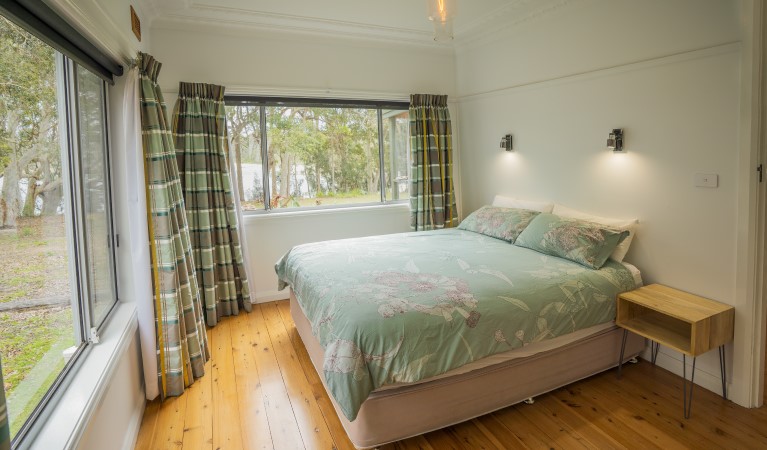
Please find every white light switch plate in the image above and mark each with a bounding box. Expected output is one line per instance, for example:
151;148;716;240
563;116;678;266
695;173;718;188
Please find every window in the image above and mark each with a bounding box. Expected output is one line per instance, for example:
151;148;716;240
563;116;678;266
226;97;410;211
0;16;117;445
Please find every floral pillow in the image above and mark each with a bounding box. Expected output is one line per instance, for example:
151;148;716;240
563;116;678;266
515;213;629;269
458;206;541;243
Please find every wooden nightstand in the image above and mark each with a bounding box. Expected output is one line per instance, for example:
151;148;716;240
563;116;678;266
615;284;734;419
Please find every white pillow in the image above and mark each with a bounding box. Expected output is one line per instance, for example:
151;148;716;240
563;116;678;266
551;204;638;263
492;195;554;213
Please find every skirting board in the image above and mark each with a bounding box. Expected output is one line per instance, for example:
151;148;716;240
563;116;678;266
121;394;146;450
253;290;290;303
639;347;730;400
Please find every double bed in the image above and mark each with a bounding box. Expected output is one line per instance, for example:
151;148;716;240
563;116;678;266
276;228;644;448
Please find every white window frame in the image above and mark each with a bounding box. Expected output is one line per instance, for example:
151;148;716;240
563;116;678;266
9;53;119;449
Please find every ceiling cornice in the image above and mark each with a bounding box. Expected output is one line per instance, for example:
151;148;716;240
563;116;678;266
151;9;451;49
455;0;591;48
45;0;138;62
133;0;160;27
149;0;590;49
454;0;542;35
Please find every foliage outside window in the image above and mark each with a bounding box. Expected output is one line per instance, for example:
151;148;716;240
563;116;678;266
0;16;117;444
226;98;410;211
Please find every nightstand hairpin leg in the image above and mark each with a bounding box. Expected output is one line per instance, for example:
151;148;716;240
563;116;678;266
719;345;727;399
651;341;660;365
682;354;696;419
617;329;629;379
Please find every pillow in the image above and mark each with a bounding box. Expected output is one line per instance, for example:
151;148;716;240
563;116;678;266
551;204;638;262
492;195;554;213
515;213;630;269
458;206;541;243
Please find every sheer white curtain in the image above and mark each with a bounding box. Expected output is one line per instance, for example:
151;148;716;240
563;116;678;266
118;65;158;399
227;135;257;300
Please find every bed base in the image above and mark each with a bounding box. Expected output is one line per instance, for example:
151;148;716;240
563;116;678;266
290;292;644;449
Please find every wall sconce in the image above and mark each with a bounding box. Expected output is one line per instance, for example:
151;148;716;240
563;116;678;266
500;134;513;151
607;128;624;152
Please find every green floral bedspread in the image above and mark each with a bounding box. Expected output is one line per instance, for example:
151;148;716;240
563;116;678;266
275;229;636;421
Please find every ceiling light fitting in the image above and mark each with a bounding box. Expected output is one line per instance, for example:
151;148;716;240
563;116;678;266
428;0;455;42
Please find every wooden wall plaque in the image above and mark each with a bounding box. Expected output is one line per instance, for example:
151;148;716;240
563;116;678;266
130;5;141;42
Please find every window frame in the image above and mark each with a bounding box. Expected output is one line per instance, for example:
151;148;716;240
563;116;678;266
70;62;119;329
225;95;410;214
8;53;120;449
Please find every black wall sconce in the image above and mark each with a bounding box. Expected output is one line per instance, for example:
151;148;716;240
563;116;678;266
607;129;624;152
500;134;513;151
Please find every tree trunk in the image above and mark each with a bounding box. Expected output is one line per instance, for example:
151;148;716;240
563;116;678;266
279;152;290;198
41;182;62;215
21;176;38;216
367;144;376;194
1;163;21;228
293;157;300;198
232;139;245;200
268;144;277;203
330;154;336;194
1;109;22;228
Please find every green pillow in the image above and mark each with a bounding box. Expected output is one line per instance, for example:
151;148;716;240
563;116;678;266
515;213;629;269
458;206;541;243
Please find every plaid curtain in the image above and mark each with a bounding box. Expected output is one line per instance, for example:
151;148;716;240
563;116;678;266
0;359;8;450
409;94;458;230
172;82;252;326
138;53;209;398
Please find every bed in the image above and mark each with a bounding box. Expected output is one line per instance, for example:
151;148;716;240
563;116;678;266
276;227;645;448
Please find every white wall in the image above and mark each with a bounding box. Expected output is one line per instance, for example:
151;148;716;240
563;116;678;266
149;25;457;300
150;25;455;100
76;335;144;450
456;0;747;402
245;205;411;300
456;0;739;97
48;0;152;63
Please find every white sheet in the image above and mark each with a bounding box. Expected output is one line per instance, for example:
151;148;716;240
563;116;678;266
622;261;643;287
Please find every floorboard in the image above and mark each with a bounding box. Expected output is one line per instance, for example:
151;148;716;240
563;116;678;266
211;319;245;450
136;300;767;450
229;312;272;449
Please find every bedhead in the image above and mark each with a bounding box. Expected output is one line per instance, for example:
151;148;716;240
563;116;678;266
275;228;639;422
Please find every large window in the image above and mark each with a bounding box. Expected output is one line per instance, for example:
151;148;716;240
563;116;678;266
226;97;410;211
0;16;117;444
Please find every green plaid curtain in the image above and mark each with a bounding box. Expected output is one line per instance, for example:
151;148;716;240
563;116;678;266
0;360;8;450
138;53;209;398
409;94;458;231
172;82;251;326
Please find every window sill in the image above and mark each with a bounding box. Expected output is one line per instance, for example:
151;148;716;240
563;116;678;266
24;301;138;450
242;201;410;222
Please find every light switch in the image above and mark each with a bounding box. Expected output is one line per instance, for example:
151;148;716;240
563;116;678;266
694;173;718;188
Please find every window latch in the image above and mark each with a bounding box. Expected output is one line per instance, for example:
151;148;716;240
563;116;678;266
89;327;100;344
758;164;763;183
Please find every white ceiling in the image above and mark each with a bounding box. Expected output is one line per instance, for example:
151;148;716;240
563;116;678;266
142;0;578;46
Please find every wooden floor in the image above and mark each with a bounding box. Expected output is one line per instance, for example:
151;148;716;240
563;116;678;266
135;301;767;450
